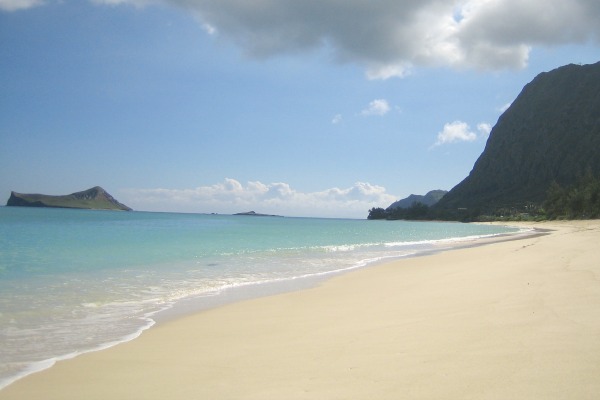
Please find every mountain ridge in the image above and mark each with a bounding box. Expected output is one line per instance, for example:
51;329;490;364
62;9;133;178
386;190;448;210
435;61;600;215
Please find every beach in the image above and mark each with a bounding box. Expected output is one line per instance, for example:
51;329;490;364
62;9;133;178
1;220;599;399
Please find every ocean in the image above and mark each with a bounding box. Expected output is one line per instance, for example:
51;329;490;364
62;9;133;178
0;207;523;389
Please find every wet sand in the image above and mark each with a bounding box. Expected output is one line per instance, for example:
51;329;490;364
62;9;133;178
2;220;599;399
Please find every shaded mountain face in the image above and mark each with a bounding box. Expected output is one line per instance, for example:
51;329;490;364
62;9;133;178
6;186;132;211
436;62;600;212
386;190;448;210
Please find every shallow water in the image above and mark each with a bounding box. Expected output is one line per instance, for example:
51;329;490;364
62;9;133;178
0;207;521;389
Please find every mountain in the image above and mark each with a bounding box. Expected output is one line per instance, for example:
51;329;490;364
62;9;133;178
6;186;132;211
435;61;600;215
386;190;448;210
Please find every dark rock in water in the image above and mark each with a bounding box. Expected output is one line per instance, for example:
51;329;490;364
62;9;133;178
6;186;132;211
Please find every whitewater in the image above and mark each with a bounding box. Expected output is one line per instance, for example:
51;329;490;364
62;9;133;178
0;207;523;389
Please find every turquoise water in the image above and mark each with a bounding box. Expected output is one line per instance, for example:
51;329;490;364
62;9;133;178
0;207;522;389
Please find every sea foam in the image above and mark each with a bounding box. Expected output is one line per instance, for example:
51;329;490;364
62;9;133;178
0;208;524;390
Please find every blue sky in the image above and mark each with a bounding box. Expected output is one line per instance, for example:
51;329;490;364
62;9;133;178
1;0;599;218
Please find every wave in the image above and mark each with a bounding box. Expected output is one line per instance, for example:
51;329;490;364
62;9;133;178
0;214;527;392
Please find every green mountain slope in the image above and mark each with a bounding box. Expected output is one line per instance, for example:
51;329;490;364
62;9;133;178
6;186;132;211
435;61;600;214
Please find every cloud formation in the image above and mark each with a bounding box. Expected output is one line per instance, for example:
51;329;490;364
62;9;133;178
361;99;391;116
498;102;512;113
433;120;490;146
7;1;599;77
128;0;600;77
121;179;397;218
0;0;43;11
476;122;492;139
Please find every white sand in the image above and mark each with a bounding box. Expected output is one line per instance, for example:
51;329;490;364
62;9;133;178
2;220;599;399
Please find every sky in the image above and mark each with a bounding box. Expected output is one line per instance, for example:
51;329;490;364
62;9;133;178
1;0;599;218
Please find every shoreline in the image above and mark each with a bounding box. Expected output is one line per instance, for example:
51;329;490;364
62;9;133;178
153;225;537;324
2;220;599;399
0;223;525;392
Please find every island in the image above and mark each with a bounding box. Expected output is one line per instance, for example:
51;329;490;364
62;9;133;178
6;186;132;211
234;211;283;217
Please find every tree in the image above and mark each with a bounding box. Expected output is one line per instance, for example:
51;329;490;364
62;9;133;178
368;207;388;220
543;172;600;219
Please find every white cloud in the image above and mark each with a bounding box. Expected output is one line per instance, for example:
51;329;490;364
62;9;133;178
202;22;217;35
433;120;491;146
361;99;390;116
331;114;342;124
366;63;412;80
434;121;477;146
91;0;155;6
477;122;492;138
89;0;599;77
120;179;397;218
8;1;600;74
498;102;512;113
0;0;44;11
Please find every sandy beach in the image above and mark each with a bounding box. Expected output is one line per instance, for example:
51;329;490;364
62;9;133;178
1;220;599;399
